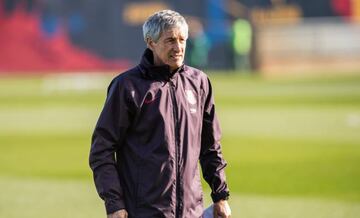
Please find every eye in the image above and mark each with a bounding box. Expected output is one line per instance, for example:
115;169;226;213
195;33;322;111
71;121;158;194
166;38;175;43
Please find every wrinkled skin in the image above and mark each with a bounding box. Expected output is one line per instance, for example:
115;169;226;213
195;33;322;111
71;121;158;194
107;209;128;218
147;27;188;72
214;200;232;218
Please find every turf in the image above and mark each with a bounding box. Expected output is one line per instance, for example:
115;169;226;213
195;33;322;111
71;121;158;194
1;177;360;218
0;73;360;217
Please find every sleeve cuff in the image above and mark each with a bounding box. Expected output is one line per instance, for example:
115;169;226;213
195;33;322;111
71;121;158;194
211;190;230;203
105;199;126;215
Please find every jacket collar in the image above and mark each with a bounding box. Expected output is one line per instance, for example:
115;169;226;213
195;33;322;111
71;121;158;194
138;48;184;81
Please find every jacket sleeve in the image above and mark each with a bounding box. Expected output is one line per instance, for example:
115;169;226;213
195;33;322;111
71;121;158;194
89;78;132;214
200;77;230;203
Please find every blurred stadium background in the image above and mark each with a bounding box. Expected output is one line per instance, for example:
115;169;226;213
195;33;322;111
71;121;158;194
1;0;360;217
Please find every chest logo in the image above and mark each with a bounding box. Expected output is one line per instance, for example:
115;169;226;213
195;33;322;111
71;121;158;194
185;90;197;105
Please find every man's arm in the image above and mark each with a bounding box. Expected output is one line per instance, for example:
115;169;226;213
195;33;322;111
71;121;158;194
214;200;231;218
89;78;132;215
107;209;128;218
200;77;231;217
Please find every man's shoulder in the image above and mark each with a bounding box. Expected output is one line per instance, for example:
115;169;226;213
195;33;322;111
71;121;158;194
183;65;208;81
105;66;143;93
113;66;141;82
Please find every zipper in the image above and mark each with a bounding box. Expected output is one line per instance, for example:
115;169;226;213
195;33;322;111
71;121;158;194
169;80;182;218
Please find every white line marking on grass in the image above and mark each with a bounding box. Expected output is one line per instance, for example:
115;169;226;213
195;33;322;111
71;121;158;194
346;113;360;128
42;73;112;93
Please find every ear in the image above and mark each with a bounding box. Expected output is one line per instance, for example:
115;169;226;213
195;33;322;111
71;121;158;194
146;37;155;50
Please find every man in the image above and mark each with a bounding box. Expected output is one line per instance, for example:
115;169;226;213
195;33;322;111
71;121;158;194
89;10;231;218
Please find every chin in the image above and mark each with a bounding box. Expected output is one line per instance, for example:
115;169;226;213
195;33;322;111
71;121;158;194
176;61;183;67
169;62;182;70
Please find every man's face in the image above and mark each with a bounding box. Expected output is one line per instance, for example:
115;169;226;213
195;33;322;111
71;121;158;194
148;27;188;71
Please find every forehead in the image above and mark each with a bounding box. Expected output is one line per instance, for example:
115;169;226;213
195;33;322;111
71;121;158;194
160;26;188;39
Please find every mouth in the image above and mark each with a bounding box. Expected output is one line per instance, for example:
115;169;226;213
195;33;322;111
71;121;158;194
170;54;183;60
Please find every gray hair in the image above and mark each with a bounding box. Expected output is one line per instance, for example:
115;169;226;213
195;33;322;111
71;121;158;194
143;10;188;43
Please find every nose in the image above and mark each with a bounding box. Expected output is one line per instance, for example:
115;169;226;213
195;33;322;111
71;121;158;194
173;40;182;52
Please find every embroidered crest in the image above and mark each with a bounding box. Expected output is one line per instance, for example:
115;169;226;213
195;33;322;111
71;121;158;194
185;90;197;105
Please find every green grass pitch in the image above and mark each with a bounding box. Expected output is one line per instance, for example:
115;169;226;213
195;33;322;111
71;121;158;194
0;72;360;217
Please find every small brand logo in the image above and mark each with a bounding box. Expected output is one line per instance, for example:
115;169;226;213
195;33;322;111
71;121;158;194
190;108;197;114
144;92;158;104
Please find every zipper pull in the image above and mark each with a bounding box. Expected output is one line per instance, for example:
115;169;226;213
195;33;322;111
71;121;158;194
169;80;175;87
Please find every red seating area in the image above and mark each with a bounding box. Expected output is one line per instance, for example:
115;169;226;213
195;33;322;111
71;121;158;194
0;8;130;73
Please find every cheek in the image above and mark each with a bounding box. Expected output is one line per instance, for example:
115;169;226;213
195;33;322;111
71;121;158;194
180;44;186;53
157;47;168;58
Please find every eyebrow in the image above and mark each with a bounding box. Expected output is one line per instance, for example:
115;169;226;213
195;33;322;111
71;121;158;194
165;36;186;41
